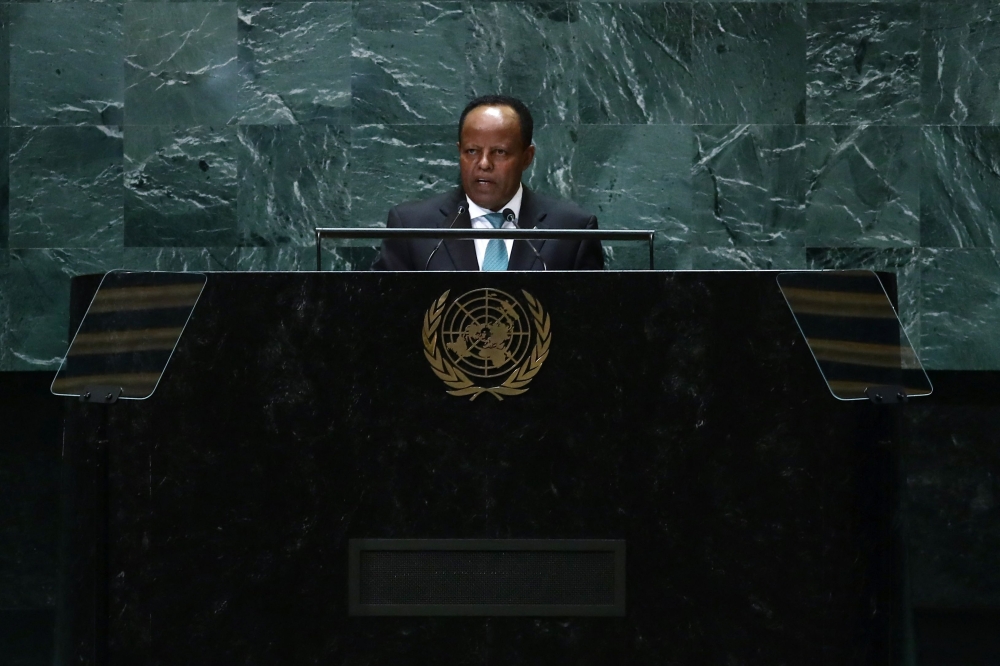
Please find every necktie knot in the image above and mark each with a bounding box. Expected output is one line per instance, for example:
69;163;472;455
484;212;505;229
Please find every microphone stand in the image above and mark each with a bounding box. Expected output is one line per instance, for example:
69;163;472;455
504;208;547;271
423;206;466;270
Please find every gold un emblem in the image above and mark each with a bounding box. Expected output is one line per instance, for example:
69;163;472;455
422;288;551;401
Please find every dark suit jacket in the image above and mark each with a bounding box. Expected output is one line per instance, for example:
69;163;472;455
372;186;604;271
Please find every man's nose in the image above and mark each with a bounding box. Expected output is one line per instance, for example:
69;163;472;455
477;152;493;170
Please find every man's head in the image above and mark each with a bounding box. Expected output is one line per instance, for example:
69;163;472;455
457;95;535;212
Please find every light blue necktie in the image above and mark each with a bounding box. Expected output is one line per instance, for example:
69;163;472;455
481;212;508;271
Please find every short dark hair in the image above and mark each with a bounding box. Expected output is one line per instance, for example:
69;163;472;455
458;95;534;148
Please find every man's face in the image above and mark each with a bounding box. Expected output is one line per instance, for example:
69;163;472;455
458;105;535;212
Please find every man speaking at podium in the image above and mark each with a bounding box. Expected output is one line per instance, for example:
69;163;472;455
372;96;604;271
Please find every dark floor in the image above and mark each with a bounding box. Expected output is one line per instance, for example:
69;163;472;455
0;370;998;665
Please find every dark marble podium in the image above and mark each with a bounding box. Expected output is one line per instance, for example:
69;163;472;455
61;271;904;665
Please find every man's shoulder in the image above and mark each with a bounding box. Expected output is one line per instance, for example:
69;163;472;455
391;189;459;224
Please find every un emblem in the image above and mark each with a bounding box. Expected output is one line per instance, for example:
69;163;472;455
422;288;551;400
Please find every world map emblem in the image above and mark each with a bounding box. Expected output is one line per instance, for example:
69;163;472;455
422;288;551;400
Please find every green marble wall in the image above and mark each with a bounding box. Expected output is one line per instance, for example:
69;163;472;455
0;1;998;371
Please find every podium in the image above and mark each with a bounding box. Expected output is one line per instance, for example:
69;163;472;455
58;271;912;664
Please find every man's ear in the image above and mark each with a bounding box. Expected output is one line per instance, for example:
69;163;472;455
522;144;536;169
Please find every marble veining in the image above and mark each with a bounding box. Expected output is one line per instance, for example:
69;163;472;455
238;2;351;125
803;124;920;247
467;2;576;126
576;3;692;125
919;249;1000;371
0;127;8;250
920;126;1000;248
9;3;123;127
3;0;1000;373
0;5;9;127
237;124;350;246
0;248;122;372
922;2;1000;126
9;126;123;249
349;123;458;227
807;3;920;125
693;124;807;246
572;124;692;241
690;4;806;124
124;125;237;247
352;1;468;125
124;3;237;126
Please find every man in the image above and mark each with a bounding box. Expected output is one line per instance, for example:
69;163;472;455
372;95;604;271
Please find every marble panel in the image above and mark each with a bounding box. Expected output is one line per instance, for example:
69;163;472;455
123;247;240;271
920;249;1000;371
571;124;692;240
803;124;920;247
124;125;238;247
237;124;350;246
921;126;1000;248
690;3;805;124
349;124;457;227
0;129;8;249
239;246;376;272
805;247;921;355
523;123;577;202
598;234;665;272
691;124;807;246
352;1;469;125
238;3;351;125
575;3;692;125
806;3;920;125
125;3;237;126
9;3;123;126
9;126;124;249
239;246;310;271
467;2;576;125
687;245;806;269
0;248;122;372
1;5;9;127
922;2;1000;126
607;242;805;273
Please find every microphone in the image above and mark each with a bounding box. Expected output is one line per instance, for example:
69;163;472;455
503;208;547;271
424;205;466;270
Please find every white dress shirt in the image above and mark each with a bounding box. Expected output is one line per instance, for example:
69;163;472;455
466;185;523;271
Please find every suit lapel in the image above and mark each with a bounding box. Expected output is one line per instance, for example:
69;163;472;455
439;188;478;271
508;186;547;271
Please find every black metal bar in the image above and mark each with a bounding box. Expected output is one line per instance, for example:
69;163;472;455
315;229;322;272
315;228;656;270
316;228;651;240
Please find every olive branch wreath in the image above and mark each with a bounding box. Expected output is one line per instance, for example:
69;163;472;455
422;289;551;401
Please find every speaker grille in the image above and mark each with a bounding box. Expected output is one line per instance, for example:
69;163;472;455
349;539;625;616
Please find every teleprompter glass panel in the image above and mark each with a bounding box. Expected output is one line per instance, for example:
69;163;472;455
777;270;932;401
51;271;206;400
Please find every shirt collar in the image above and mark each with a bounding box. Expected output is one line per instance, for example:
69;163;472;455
466;184;523;222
